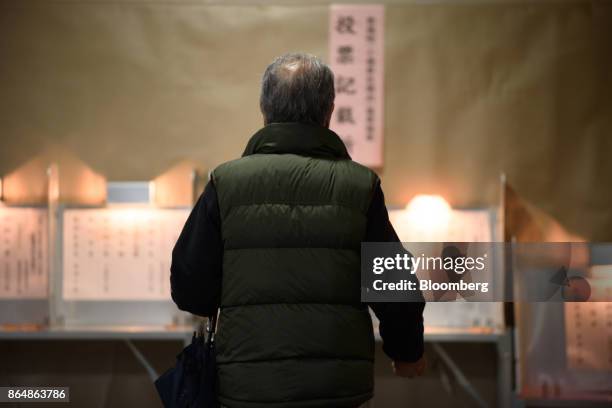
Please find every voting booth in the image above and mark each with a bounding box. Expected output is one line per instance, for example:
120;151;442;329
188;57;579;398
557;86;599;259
386;182;506;334
0;204;48;327
0;151;200;343
0;156;52;329
56;206;190;328
505;182;612;406
383;175;511;408
50;160;196;331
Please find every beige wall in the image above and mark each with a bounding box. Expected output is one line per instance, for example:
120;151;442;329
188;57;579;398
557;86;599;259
1;0;611;239
1;2;609;407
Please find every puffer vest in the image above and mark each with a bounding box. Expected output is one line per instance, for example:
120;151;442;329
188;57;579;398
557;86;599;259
211;123;378;408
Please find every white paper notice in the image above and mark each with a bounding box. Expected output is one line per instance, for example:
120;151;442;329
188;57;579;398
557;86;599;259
329;4;384;168
389;209;492;242
62;208;189;301
0;207;48;299
565;301;612;371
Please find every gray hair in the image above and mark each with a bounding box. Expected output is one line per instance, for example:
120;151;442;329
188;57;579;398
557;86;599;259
260;53;335;126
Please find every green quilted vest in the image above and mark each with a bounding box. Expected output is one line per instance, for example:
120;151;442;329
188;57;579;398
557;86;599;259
211;123;378;408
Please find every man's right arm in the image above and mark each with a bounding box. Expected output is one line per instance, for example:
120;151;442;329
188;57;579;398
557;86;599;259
170;180;223;317
365;180;426;370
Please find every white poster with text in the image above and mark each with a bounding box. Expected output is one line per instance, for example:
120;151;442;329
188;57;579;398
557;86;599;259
329;4;385;168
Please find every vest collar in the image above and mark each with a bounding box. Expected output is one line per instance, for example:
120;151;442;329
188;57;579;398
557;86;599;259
242;122;351;160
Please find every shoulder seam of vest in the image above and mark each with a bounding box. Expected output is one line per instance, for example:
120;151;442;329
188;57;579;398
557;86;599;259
225;201;370;214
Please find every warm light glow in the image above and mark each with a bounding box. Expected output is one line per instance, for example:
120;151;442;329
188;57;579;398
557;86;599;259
404;194;452;231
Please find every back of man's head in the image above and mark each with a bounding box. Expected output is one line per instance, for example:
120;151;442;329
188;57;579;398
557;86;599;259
260;53;335;127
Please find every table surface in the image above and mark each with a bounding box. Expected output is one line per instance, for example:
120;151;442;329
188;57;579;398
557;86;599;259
0;324;507;343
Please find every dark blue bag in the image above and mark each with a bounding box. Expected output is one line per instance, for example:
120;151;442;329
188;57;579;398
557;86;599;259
155;315;219;408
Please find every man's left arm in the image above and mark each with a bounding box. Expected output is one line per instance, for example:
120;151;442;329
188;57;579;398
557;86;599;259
170;180;223;317
365;180;426;371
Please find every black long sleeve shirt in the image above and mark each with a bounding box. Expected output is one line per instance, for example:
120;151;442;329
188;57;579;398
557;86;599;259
171;179;425;363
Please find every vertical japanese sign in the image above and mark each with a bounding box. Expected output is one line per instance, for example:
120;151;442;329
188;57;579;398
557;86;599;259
329;4;385;168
